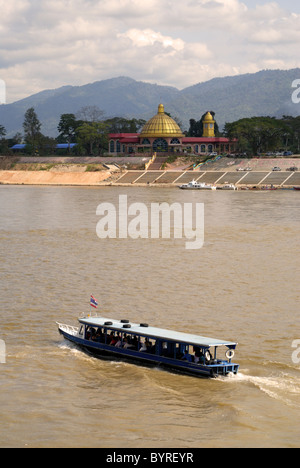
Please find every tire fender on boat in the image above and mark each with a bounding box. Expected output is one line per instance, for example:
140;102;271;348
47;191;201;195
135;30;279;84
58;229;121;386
226;349;235;360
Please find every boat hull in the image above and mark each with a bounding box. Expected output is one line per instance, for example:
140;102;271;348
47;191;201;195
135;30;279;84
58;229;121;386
179;187;213;190
59;328;239;379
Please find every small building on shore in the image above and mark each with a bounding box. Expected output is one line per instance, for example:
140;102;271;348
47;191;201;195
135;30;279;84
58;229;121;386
109;104;236;156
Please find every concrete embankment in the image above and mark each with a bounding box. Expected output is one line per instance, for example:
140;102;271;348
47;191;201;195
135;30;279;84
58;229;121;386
1;168;299;188
0;156;299;187
112;169;300;187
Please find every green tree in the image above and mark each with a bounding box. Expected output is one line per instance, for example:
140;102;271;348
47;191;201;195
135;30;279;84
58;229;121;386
188;119;202;137
38;135;57;156
76;121;109;155
76;105;105;123
106;117;146;133
57;113;78;152
0;125;7;154
23;107;42;152
224;117;291;155
0;124;6;138
187;112;220;137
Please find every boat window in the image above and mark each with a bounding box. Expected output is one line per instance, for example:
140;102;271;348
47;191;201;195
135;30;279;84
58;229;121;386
139;338;155;353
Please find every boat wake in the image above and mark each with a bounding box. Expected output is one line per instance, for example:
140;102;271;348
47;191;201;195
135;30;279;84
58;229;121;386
58;341;96;363
217;370;300;408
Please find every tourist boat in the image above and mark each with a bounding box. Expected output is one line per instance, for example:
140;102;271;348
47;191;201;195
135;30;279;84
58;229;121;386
217;184;237;190
179;180;216;190
261;185;277;191
57;315;239;378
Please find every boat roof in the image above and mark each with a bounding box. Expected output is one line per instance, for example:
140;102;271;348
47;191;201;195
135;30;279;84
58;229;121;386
79;316;237;348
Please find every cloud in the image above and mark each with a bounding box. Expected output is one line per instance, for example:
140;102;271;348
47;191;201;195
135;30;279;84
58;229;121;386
119;29;185;51
0;0;300;103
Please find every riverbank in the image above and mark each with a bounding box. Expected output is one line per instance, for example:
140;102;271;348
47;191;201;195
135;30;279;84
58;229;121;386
0;155;299;188
0;169;299;188
0;170;113;186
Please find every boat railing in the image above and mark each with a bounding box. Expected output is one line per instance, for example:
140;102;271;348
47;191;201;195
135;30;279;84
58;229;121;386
78;311;102;319
56;322;79;336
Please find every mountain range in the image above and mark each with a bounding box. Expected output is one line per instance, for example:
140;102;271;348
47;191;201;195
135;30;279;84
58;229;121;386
1;69;300;138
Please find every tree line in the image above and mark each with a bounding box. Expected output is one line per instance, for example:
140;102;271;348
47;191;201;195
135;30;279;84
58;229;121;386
0;105;146;156
1;106;300;156
223;116;300;155
187;113;300;155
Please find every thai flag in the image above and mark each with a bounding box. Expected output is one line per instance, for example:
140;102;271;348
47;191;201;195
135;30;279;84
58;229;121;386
90;295;98;309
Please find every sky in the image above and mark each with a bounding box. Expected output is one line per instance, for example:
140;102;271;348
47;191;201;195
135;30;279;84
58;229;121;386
1;0;300;103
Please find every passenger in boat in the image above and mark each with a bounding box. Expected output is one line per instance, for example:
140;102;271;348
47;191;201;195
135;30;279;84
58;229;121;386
130;335;138;350
181;350;193;362
139;339;152;352
91;328;97;341
108;332;117;346
193;347;205;365
115;336;122;348
123;337;134;349
199;354;206;364
95;328;103;342
139;340;147;352
195;353;205;365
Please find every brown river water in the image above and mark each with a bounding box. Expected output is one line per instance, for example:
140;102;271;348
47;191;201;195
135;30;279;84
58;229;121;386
0;185;299;448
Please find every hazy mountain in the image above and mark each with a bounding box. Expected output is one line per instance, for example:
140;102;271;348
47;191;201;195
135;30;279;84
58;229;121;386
1;69;300;138
171;68;300;129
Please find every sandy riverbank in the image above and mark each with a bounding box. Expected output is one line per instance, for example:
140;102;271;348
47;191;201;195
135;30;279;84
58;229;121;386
0;170;113;186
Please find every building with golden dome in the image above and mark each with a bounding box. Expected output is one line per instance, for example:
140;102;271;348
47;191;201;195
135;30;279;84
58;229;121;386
109;104;236;155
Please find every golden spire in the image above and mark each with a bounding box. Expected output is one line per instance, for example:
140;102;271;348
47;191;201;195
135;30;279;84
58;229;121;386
203;112;215;138
158;104;165;114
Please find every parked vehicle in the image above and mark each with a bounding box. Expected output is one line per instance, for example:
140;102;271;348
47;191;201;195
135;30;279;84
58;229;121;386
286;167;298;171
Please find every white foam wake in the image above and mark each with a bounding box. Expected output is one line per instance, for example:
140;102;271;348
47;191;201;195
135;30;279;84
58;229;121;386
217;371;300;408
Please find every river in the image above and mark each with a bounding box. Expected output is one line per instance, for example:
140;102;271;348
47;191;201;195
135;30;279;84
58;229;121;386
0;185;299;448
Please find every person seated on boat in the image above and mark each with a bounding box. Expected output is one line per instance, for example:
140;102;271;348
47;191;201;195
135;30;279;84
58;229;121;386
115;336;122;348
95;328;103;342
108;332;117;346
139;340;148;352
193;347;205;365
90;328;97;341
146;339;153;353
181;350;193;363
130;335;138;350
123;337;134;349
197;353;205;365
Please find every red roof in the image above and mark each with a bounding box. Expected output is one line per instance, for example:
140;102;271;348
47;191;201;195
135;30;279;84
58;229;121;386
109;134;236;144
109;133;140;144
109;133;139;138
182;137;234;143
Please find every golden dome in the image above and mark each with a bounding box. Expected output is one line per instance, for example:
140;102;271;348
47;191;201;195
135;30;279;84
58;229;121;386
140;104;184;139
